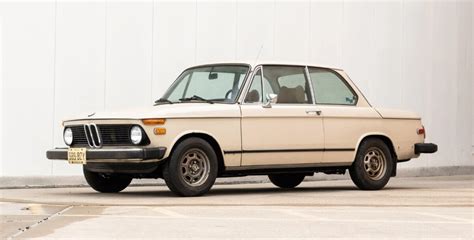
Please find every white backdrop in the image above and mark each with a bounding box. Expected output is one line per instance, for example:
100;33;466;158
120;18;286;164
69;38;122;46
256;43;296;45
0;0;472;176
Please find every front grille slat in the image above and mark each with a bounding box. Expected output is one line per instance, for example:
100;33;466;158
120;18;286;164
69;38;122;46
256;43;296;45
70;124;149;147
99;124;132;145
90;125;100;146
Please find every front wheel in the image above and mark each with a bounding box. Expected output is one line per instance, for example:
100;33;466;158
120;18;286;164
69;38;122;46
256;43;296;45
163;138;218;197
268;174;306;188
83;167;132;193
349;138;393;190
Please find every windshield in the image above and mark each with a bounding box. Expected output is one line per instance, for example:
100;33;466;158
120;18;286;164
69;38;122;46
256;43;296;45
160;65;250;104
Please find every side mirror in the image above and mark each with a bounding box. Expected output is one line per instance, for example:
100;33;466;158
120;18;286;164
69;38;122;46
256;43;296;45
267;93;278;103
263;93;277;108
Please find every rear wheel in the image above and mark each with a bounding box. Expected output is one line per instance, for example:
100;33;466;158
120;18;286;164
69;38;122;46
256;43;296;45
349;138;393;190
83;167;132;193
163;138;218;197
268;173;305;188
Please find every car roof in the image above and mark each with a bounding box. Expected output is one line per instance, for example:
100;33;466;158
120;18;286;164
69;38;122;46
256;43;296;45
189;61;343;71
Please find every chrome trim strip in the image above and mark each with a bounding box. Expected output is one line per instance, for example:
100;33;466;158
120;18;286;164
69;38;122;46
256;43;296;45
225;162;353;171
83;124;102;148
88;124;97;147
92;123;102;147
239;65;262;104
305;65;316;105
83;124;93;148
223;148;355;154
382;117;422;120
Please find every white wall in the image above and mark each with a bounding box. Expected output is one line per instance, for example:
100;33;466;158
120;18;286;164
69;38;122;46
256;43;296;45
0;17;3;175
0;0;472;176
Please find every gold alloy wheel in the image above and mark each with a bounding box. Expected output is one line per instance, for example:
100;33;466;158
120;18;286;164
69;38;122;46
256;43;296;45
363;147;387;181
179;148;211;186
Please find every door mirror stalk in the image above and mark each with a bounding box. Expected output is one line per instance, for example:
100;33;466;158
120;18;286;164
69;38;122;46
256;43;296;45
263;94;277;108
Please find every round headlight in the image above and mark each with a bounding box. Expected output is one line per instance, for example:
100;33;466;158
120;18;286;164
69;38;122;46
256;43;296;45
63;128;73;146
130;126;143;145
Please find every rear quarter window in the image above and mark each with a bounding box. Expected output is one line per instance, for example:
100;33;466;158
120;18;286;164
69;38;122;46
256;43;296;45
309;68;357;105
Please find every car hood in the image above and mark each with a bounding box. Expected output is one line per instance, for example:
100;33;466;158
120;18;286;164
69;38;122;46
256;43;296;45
375;107;421;119
63;103;241;122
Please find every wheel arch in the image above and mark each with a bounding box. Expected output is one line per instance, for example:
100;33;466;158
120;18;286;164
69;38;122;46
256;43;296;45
354;133;398;176
355;133;398;161
168;131;226;176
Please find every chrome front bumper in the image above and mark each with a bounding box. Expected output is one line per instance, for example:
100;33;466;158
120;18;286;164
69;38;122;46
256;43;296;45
46;147;166;163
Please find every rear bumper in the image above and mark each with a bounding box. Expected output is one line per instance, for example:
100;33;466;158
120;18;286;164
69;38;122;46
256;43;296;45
414;143;438;154
46;147;166;163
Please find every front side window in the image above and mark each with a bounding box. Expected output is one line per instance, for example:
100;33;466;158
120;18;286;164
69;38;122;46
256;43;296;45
263;66;313;104
162;65;249;103
309;67;357;105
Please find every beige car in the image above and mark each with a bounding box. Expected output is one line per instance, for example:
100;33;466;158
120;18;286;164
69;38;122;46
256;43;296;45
47;63;437;196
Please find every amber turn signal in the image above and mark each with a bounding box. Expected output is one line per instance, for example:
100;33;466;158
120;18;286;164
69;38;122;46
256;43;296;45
154;128;166;135
142;118;166;125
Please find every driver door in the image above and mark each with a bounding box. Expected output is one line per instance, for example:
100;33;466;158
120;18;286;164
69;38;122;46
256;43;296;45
240;65;324;168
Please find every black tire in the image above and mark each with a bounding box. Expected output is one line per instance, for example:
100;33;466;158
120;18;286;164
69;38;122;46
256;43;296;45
83;167;132;193
349;138;393;190
268;173;305;189
163;137;218;197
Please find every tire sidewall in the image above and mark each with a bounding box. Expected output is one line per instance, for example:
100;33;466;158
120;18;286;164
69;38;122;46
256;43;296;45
350;139;393;190
164;138;218;196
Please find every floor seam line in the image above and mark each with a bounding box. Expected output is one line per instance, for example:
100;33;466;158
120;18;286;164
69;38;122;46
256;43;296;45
6;205;74;240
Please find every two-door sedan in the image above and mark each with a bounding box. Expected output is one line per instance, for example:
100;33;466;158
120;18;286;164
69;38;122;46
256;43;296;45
47;62;437;196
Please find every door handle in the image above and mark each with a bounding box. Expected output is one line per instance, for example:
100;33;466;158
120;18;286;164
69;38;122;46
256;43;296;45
306;110;322;116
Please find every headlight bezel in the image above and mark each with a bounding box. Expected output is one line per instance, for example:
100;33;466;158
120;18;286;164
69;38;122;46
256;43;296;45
130;126;143;145
63;127;73;146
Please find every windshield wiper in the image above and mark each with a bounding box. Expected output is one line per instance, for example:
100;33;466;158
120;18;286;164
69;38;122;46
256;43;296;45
154;98;173;105
179;95;214;104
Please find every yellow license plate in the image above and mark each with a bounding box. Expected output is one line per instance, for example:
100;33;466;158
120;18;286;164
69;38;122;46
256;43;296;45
68;148;87;164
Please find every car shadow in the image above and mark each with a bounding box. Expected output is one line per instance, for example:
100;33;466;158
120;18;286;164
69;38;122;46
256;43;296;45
113;185;418;198
48;184;420;200
206;186;357;196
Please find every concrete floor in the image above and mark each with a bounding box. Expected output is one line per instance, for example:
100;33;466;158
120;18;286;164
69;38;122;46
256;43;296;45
0;175;472;239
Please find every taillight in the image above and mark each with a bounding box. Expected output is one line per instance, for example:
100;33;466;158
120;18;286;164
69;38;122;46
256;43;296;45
417;126;426;139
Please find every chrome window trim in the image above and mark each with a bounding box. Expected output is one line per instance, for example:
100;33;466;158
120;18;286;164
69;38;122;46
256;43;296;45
305;66;316;105
261;65;265;103
239;65;263;104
